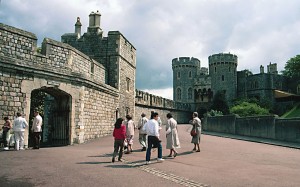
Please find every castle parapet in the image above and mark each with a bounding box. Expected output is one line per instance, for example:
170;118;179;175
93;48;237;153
135;89;191;111
208;53;238;66
172;57;200;69
0;23;37;60
0;23;106;85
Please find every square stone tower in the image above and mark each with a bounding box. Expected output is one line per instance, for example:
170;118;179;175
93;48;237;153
61;11;136;118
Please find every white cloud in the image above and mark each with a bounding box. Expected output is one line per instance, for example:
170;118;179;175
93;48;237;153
1;0;299;93
142;88;173;100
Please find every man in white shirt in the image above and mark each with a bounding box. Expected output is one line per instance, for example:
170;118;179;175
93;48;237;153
142;112;164;164
31;111;43;149
13;112;28;150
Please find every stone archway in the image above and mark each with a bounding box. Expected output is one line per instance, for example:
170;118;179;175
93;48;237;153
29;87;71;147
21;78;82;147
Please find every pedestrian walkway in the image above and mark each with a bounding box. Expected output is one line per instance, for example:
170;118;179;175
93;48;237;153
1;124;300;187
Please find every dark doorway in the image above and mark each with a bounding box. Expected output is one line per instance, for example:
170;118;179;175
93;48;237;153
29;87;71;147
198;107;207;119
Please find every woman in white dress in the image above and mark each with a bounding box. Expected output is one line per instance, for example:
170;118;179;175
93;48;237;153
165;113;180;158
190;112;201;152
125;115;135;154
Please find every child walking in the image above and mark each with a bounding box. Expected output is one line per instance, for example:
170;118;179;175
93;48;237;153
112;118;126;162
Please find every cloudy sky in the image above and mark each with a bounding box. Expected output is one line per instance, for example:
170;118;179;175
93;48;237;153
1;0;300;99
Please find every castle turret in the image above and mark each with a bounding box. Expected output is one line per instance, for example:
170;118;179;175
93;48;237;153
208;53;237;102
172;57;200;103
200;67;208;75
267;62;278;74
260;65;264;74
75;17;82;36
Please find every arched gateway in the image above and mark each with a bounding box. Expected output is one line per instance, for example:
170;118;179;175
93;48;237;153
29;87;71;147
21;79;79;148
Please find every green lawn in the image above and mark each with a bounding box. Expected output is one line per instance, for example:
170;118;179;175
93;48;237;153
282;103;300;118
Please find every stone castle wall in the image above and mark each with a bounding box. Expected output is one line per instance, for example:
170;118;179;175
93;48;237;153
0;23;119;145
81;86;118;140
135;90;191;111
0;21;192;147
204;115;300;143
134;106;191;125
241;73;288;100
135;90;192;124
110;32;136;118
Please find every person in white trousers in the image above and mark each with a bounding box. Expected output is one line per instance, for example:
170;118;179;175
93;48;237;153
13;112;28;150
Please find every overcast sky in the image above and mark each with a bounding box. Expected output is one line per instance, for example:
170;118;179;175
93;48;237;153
1;0;299;99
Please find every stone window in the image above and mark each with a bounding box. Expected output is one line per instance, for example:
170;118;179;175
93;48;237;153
222;75;224;81
215;67;217;73
229;67;231;72
255;81;258;88
188;88;192;100
125;107;130;115
91;61;94;74
177;72;181;79
126;78;130;91
177;88;181;100
189;71;192;78
115;108;120;119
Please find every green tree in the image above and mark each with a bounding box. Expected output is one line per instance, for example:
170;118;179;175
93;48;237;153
30;91;47;117
282;54;300;78
233;97;273;112
230;102;270;117
210;91;230;115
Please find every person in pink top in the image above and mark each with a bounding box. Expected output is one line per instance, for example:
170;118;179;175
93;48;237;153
112;118;126;163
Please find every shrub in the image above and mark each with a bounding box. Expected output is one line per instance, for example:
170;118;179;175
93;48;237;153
230;102;269;117
207;110;223;116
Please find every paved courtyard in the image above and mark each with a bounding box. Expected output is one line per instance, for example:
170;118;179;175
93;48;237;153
1;124;300;187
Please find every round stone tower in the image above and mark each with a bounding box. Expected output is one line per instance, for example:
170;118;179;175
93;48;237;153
172;57;200;103
208;53;237;102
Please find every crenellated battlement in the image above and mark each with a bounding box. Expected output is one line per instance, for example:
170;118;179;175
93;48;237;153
108;31;136;67
172;57;200;69
208;53;238;66
135;89;191;111
0;23;107;86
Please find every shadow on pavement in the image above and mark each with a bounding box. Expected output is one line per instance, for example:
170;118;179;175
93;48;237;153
105;164;132;168
77;161;111;164
0;176;34;187
88;153;113;158
177;151;194;156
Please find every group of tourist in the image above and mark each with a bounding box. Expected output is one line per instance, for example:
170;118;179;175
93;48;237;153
112;111;202;164
1;111;43;151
